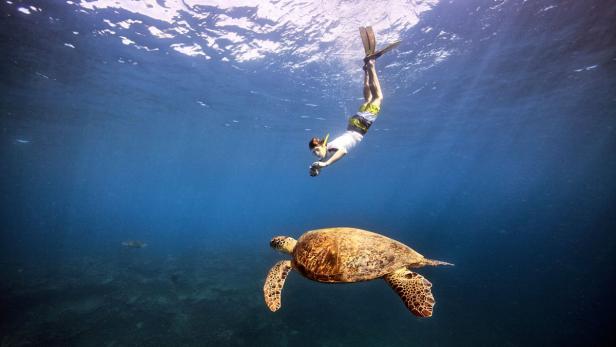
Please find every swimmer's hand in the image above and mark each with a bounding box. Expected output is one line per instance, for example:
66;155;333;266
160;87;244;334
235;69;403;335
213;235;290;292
311;161;328;169
309;161;328;177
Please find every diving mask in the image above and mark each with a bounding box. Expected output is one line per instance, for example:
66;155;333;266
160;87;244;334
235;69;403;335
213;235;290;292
311;133;329;158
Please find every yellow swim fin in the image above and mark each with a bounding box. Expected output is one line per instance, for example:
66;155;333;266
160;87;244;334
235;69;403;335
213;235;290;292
365;26;376;56
359;27;371;56
367;40;401;60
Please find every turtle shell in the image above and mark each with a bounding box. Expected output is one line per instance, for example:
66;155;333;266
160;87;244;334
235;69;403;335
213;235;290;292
292;227;425;283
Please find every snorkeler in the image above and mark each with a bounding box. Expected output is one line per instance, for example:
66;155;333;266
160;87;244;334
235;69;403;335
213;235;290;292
308;27;398;177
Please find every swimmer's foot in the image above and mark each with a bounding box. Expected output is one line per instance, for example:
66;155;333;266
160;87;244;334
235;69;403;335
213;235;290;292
363;57;375;68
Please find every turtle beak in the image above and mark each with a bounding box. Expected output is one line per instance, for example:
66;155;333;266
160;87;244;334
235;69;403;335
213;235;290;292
269;237;284;250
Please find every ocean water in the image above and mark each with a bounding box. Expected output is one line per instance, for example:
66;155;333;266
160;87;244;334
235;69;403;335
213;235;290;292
1;0;615;346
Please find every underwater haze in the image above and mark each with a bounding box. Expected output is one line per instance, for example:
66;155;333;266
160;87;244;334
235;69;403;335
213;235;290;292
1;0;615;346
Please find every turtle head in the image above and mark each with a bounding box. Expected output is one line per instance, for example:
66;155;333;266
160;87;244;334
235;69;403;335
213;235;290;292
270;236;297;254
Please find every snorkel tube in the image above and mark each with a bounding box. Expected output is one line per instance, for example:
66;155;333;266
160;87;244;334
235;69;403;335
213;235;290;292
322;133;329;147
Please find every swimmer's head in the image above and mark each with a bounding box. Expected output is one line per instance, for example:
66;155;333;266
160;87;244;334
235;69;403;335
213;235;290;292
309;134;329;159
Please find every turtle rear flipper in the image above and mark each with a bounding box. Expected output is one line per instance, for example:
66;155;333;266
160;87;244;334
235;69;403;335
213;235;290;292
384;268;435;317
263;260;293;312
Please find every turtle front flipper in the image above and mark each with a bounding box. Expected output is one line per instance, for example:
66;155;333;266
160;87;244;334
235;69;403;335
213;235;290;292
263;260;293;312
384;268;435;317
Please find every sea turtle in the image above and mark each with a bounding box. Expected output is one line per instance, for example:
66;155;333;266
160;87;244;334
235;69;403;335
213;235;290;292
264;227;453;317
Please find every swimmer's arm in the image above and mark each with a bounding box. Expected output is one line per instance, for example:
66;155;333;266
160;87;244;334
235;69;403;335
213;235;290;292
323;148;346;167
311;149;346;170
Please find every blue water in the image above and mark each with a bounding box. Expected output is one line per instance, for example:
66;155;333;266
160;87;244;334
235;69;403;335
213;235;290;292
1;0;615;346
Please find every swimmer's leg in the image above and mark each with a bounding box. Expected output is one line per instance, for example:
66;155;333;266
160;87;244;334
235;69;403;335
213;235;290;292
362;63;372;105
366;59;383;107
